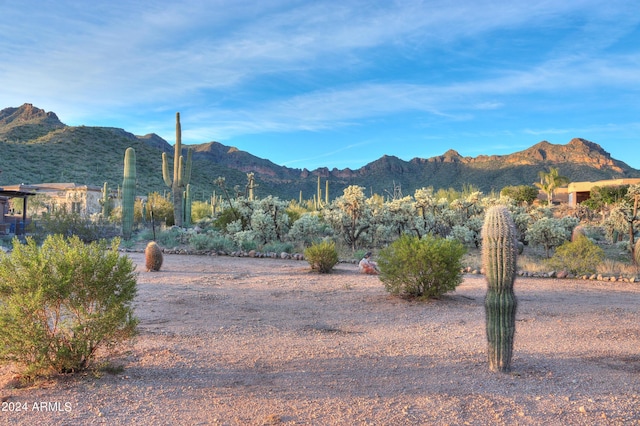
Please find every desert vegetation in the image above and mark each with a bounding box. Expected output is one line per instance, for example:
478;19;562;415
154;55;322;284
2;136;640;386
6;177;639;283
99;179;640;282
0;236;138;380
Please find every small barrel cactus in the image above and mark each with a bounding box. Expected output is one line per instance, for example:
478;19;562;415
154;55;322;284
145;241;163;272
482;205;518;372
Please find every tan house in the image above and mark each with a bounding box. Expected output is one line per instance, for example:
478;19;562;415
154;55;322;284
1;183;106;217
567;178;640;207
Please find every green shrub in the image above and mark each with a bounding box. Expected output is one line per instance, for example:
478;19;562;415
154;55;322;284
0;235;138;379
378;234;466;299
156;227;186;247
188;232;235;252
262;241;294;254
304;240;339;273
525;217;571;258
547;234;605;276
35;206;117;243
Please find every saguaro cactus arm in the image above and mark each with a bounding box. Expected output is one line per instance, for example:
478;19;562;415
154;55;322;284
162;152;172;188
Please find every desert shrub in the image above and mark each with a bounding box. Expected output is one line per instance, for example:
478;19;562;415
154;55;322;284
547;234;605;275
377;234;466;299
288;213;328;247
525;217;571;258
188;232;235;252
35;206;116;243
449;224;478;247
500;185;539;205
231;229;258;251
304;240;339;273
214;207;247;232
571;225;587;242
155;227;187;247
143;192;175;226
262;241;294;254
191;201;212;223
0;235;138;379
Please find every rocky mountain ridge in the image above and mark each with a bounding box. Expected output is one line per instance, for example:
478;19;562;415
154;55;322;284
1;103;638;200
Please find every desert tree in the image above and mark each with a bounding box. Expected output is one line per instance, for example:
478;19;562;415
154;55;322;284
288;213;329;247
535;167;569;205
500;185;539;205
322;185;372;251
525;216;576;258
607;184;640;262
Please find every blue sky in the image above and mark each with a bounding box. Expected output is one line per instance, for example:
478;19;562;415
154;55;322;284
1;1;639;170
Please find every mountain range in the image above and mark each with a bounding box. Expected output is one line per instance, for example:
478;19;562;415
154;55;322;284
1;103;639;201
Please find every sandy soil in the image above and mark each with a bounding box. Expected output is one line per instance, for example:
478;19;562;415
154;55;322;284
1;252;639;425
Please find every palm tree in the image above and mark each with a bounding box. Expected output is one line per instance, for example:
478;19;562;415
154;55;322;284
535;167;570;205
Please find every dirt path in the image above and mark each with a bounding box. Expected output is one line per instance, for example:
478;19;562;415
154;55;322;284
1;253;639;425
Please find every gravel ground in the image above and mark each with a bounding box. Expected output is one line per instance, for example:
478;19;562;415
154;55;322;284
1;252;639;425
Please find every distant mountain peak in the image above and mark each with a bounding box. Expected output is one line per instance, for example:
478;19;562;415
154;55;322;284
1;103;639;200
0;103;64;127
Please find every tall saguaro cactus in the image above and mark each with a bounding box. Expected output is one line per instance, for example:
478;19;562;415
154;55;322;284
122;148;136;240
163;112;192;227
482;205;518;372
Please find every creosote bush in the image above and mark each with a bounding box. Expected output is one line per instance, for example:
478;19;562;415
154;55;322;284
36;206;117;243
378;234;466;299
547;234;605;276
304;240;339;273
0;235;138;379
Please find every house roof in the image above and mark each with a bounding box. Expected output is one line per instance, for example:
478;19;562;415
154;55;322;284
1;183;102;193
0;187;35;198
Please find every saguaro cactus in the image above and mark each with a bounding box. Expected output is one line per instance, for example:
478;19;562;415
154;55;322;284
162;112;192;227
316;175;322;209
325;179;329;205
122;148;136;240
101;182;111;218
246;172;257;201
482;205;518;372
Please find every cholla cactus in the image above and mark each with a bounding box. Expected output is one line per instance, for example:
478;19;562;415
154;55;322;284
482;205;518;373
145;241;163;272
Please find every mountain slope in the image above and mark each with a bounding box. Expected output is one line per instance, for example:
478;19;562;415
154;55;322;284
1;104;639;201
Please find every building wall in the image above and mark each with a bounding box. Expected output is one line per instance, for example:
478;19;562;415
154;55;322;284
1;183;105;217
567;178;640;207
